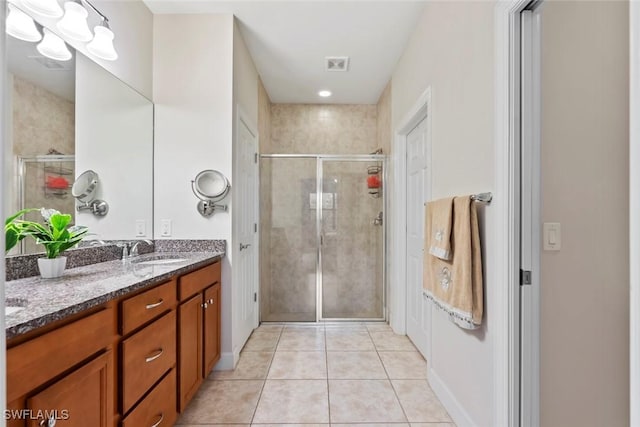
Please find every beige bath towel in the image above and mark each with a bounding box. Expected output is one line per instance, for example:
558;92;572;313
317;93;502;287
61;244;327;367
427;197;454;260
423;196;484;329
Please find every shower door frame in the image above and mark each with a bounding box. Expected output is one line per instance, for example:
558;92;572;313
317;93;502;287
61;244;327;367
260;154;387;323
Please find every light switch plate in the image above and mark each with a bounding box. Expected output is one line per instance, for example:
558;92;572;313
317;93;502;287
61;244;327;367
543;222;561;251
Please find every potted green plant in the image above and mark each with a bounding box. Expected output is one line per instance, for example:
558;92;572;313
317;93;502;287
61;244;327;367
5;208;89;278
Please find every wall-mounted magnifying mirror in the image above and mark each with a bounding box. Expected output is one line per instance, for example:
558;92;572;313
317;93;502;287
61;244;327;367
72;169;109;216
191;169;230;216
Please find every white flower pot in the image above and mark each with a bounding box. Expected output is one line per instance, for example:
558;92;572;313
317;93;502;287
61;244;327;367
37;256;67;279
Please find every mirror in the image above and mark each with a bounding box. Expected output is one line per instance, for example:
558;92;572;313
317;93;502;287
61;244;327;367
5;32;153;254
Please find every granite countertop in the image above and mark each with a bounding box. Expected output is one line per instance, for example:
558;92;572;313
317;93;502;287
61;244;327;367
5;251;224;340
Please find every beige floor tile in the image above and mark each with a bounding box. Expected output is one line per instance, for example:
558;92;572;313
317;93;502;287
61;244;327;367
177;425;251;427
332;424;409;427
253;380;329;423
392;380;452;423
278;330;325;351
370;332;417;351
268;351;327;379
211;351;273;380
379;352;428;379
256;324;285;333
325;323;367;331
328;380;407;423
410;424;456;427
365;322;393;332
326;330;375;351
253;424;328;427
176;380;263;424
244;332;281;352
284;324;325;330
327;351;387;379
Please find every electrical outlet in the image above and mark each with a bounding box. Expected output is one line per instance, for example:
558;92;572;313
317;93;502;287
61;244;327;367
160;219;172;237
135;220;146;237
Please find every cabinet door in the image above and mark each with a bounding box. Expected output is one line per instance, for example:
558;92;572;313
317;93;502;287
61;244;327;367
203;284;221;376
178;293;203;412
27;351;113;427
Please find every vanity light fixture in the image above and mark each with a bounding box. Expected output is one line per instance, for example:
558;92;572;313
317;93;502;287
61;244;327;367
4;0;118;62
21;0;63;18
6;3;42;42
37;28;72;61
86;18;117;61
57;1;92;42
318;90;332;97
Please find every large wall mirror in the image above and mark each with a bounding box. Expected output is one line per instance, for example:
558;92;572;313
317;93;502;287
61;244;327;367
5;32;153;254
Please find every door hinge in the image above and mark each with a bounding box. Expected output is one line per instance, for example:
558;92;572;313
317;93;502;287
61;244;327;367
254;223;257;233
520;269;532;286
254;153;258;163
253;292;257;302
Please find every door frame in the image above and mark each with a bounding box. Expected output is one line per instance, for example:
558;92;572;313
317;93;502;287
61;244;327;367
390;87;431;358
630;1;640;424
495;1;532;425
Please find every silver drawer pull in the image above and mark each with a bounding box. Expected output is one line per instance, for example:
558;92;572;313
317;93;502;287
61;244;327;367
39;418;56;427
145;299;164;310
145;348;163;363
202;302;208;309
208;298;214;305
150;413;164;427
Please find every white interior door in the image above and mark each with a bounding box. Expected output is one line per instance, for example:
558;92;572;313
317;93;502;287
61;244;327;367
235;113;259;347
406;116;431;358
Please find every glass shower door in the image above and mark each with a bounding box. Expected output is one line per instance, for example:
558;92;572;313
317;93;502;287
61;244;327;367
259;157;317;321
320;159;384;319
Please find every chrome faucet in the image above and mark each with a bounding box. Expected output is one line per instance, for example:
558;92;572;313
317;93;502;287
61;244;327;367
120;239;153;261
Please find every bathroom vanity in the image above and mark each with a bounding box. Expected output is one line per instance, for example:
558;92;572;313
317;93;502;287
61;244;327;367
5;252;223;427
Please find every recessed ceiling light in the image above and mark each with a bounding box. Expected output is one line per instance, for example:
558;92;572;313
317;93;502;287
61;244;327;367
318;90;332;97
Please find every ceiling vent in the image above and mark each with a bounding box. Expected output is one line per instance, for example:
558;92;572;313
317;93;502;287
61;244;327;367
325;56;349;72
29;55;68;70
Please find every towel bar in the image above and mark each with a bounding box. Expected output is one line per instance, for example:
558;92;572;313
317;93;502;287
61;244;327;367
423;192;493;206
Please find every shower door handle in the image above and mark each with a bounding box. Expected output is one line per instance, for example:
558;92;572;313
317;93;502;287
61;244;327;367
240;243;251;251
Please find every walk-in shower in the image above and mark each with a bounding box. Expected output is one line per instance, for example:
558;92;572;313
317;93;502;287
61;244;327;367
259;154;386;322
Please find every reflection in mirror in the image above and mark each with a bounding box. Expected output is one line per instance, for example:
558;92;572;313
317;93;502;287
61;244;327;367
5;31;153;255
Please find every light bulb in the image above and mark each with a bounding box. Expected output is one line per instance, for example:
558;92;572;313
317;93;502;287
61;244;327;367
6;3;42;42
57;2;92;42
37;28;72;61
86;25;117;61
318;90;332;97
21;0;63;18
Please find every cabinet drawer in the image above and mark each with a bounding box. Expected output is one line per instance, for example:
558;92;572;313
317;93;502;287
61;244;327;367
121;310;176;414
179;261;220;301
121;279;177;335
122;369;177;427
7;307;114;403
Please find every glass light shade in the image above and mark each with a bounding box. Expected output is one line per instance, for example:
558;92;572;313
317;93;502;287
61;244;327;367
37;28;72;61
86;25;117;61
56;2;92;42
21;0;63;18
6;4;42;42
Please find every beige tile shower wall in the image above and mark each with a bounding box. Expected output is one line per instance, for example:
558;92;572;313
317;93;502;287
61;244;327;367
376;82;392;155
269;104;378;155
258;78;273;320
11;75;75;254
12;75;74;157
321;161;384;318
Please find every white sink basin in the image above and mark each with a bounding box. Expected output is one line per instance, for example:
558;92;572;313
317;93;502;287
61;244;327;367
5;306;24;316
134;258;188;266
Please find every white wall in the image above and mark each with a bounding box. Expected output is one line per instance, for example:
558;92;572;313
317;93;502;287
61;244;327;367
539;2;629;426
390;2;495;426
153;13;235;365
75;54;154;240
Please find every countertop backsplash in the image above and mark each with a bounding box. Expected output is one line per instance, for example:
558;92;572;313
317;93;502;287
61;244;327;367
5;239;225;281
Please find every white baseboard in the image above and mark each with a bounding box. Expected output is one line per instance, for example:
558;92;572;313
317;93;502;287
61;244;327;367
213;351;238;371
428;368;477;427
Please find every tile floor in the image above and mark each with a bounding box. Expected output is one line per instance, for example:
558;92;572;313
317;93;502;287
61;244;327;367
176;322;455;426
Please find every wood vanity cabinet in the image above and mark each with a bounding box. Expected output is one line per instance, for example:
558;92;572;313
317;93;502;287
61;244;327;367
6;306;116;427
178;261;221;411
119;279;178;427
